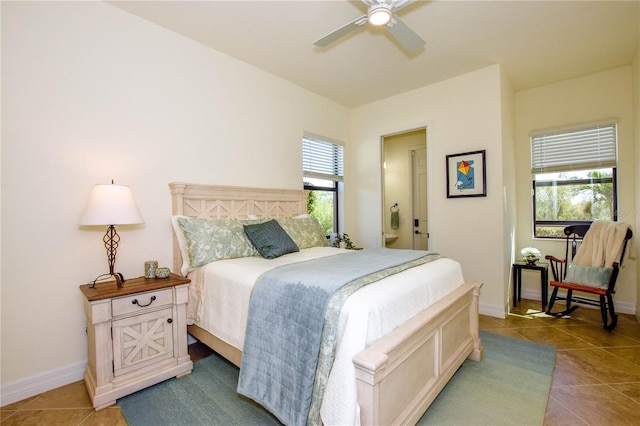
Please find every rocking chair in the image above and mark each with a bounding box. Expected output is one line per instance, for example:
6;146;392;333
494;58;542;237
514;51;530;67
544;221;633;330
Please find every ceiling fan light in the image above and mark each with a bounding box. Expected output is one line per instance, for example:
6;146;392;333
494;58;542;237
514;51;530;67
368;5;392;26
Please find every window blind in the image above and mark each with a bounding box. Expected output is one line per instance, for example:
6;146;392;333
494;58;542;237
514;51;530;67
302;136;344;182
531;123;617;173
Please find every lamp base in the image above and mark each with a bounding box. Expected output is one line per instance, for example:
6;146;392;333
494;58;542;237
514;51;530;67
113;272;124;288
90;272;126;288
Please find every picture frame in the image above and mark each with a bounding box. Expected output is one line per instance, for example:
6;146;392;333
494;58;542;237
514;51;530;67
446;150;486;198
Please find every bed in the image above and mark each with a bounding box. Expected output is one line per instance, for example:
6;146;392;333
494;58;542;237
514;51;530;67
169;182;483;426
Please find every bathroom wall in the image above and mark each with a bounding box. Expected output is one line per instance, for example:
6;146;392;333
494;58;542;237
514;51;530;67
383;129;427;249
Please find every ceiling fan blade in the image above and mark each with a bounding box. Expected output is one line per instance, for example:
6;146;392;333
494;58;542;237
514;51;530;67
386;14;425;53
313;15;368;47
390;0;416;13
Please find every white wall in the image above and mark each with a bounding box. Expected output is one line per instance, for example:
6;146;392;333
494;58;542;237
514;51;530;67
3;0;637;407
0;1;349;399
348;65;513;317
500;71;517;311
514;67;637;312
634;9;640;320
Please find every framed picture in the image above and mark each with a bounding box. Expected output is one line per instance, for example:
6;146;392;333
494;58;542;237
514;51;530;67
446;150;486;198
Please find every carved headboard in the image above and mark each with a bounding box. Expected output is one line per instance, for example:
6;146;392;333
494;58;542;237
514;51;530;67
169;182;307;274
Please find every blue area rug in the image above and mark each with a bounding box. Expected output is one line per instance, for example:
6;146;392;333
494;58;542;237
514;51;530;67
119;331;555;425
419;331;556;425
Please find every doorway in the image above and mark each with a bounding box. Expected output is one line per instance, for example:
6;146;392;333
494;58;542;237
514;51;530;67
382;128;428;249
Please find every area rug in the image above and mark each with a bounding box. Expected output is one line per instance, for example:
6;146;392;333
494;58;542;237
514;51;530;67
418;330;556;425
119;331;556;426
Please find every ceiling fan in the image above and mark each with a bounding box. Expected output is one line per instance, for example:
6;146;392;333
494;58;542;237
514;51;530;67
313;0;425;53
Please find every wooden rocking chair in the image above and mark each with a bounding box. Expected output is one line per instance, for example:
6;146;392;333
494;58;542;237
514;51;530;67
544;221;633;331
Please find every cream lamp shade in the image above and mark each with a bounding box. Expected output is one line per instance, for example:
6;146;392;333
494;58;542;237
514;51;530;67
79;183;144;226
80;182;144;288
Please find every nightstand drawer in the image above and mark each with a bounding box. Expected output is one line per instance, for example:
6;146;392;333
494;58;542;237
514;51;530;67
112;288;173;317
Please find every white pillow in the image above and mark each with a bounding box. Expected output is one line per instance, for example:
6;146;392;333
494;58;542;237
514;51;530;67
170;215;191;276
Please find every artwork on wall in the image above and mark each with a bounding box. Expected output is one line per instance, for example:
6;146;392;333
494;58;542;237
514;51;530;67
446;150;486;198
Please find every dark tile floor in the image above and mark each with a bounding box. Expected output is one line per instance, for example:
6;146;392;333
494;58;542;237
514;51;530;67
2;299;639;425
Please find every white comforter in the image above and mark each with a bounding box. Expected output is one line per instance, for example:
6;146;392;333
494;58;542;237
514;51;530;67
186;247;465;425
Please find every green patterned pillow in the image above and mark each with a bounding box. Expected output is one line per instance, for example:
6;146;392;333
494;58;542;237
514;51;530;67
175;217;263;274
243;219;299;259
277;216;328;249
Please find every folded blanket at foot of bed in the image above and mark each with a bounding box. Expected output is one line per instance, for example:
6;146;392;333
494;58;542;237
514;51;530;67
237;247;441;426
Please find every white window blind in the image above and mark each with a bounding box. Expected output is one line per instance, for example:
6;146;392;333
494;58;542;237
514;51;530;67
302;136;344;182
531;123;617;173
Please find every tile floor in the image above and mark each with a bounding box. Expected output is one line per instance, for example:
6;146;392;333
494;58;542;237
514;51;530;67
486;299;640;426
2;299;639;425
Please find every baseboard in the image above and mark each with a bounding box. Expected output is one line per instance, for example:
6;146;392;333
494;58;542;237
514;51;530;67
521;288;637;315
4;336;209;407
0;360;86;406
479;302;507;319
2;296;630;407
616;300;637;315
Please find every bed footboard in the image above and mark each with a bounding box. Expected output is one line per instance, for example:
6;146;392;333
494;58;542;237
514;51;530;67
353;281;483;426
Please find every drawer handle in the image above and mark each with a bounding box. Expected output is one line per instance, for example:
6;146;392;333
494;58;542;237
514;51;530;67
131;295;156;308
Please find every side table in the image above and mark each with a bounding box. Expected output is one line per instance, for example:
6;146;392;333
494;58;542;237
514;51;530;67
512;261;549;311
80;273;193;410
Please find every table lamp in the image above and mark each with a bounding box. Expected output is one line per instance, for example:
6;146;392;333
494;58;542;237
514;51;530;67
79;181;144;287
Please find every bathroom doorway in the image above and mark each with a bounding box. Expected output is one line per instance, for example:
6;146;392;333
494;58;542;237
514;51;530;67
382;128;428;249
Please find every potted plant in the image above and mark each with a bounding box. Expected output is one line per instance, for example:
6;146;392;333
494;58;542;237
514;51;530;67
520;247;541;265
332;233;359;250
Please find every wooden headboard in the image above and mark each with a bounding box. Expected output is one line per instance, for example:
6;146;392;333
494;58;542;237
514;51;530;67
169;182;307;274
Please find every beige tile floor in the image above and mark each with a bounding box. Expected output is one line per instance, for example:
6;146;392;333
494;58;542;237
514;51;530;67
2;299;639;425
486;299;640;426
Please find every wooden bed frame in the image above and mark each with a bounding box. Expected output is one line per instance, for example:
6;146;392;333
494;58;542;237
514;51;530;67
169;182;483;425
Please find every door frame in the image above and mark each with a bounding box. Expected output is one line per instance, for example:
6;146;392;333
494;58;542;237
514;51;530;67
410;145;428;250
380;122;433;249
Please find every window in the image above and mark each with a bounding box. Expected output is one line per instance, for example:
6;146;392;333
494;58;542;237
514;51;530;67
531;122;617;238
302;135;343;234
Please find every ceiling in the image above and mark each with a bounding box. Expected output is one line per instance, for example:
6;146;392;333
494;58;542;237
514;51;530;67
108;0;639;108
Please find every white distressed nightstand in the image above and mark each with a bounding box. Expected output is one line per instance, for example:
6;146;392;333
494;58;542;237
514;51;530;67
80;273;193;410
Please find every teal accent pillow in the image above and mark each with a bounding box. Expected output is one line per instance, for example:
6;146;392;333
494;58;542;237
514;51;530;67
565;264;613;290
244;219;300;259
277;216;328;249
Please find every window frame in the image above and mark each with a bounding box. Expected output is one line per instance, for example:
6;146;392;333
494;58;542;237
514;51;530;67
304;180;339;233
531;169;618;236
530;122;618;239
302;135;344;234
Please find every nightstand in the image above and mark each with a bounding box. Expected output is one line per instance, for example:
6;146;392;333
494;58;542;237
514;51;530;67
80;273;193;410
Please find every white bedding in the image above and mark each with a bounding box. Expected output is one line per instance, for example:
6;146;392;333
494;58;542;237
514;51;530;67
186;247;465;425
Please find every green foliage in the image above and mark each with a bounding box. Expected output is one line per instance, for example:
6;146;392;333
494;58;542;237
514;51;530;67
306;185;316;212
334;233;358;250
535;170;613;222
534;170;614;238
534;226;566;238
305;188;334;234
